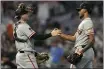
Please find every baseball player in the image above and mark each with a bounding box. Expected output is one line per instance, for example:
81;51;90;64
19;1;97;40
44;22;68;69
13;3;60;69
58;3;95;68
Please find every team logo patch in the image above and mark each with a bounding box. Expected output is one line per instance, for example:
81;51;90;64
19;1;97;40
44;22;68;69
87;28;94;34
77;29;82;35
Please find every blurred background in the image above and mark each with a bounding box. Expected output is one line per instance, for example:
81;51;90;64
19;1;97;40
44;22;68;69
1;1;103;69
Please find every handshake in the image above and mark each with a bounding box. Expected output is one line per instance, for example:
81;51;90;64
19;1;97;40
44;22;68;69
51;28;62;36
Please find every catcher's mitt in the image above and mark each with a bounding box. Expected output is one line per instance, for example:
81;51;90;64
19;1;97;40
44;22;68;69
66;53;83;65
36;52;49;64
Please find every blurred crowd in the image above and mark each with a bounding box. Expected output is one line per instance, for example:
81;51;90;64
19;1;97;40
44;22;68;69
1;1;103;68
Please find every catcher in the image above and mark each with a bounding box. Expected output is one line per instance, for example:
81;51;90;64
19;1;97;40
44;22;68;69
13;3;60;69
58;2;95;68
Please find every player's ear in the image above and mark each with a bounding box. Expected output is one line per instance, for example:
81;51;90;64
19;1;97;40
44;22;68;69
21;15;24;19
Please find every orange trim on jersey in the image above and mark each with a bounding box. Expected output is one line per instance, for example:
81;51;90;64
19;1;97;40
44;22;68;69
29;32;36;38
27;55;36;69
72;64;73;68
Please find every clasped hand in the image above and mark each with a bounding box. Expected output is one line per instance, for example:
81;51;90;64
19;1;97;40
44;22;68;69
51;28;61;36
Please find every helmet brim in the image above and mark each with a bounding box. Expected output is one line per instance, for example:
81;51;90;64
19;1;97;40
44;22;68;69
76;8;81;11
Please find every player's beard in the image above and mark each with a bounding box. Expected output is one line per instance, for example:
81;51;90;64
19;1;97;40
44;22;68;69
79;14;84;19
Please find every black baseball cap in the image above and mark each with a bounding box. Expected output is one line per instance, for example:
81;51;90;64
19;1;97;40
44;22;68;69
76;2;91;12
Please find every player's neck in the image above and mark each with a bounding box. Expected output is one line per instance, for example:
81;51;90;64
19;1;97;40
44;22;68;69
19;19;26;23
83;13;89;20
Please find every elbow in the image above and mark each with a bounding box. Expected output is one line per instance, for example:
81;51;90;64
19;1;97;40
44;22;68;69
71;36;76;41
89;38;95;46
91;37;95;44
70;39;75;42
68;38;75;42
88;34;95;45
92;39;95;46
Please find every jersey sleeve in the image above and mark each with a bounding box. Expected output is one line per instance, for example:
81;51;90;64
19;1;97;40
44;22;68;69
84;21;94;35
21;24;36;38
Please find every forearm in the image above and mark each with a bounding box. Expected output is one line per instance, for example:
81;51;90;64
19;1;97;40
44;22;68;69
82;34;95;53
59;33;76;41
31;33;52;40
82;40;94;53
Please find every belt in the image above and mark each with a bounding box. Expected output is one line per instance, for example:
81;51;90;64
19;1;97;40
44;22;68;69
75;45;86;48
82;45;86;48
19;51;24;53
19;51;38;56
19;51;34;53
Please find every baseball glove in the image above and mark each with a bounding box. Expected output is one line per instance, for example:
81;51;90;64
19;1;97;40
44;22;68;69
36;52;49;64
66;53;83;65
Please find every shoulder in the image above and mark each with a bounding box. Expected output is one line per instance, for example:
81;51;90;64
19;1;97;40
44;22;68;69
78;21;84;29
17;23;30;32
83;18;94;29
19;23;29;28
78;18;94;30
83;18;93;26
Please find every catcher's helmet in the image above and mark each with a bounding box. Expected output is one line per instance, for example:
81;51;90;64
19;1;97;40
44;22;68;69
76;2;92;14
15;3;33;19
